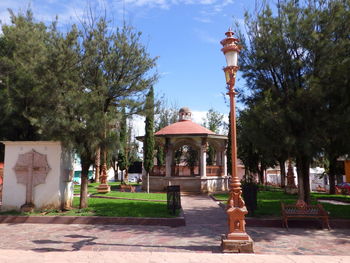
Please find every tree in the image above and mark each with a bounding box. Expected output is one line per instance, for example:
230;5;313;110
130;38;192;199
237;106;277;184
239;1;318;202
0;10;72;142
202;108;224;165
238;0;350;202
143;86;155;193
311;0;350;193
0;9;157;208
203;108;224;134
117;107;128;181
154;100;178;166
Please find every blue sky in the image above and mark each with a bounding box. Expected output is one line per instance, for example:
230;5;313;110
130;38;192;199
0;0;259;117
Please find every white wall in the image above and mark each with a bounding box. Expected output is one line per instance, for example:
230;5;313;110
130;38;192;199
1;141;74;211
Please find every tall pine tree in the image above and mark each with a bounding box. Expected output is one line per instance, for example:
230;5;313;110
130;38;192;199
143;87;155;193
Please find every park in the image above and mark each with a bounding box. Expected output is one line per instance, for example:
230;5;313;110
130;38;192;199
0;0;349;262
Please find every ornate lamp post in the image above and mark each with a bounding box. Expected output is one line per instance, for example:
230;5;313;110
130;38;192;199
220;28;254;253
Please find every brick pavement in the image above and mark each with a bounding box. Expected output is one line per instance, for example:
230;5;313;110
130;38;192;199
0;194;349;258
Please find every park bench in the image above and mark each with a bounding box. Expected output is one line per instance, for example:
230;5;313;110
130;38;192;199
120;183;136;193
281;200;330;230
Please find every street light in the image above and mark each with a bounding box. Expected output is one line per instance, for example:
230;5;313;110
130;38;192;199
220;28;254;253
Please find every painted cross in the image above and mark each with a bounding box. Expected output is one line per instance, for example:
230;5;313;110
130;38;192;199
13;150;50;211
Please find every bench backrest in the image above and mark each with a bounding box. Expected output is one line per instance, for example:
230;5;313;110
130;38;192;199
282;201;327;216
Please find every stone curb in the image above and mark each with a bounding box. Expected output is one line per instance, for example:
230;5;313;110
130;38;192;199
0;210;186;227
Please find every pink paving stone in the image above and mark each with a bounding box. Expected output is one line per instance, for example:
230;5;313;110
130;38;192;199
0;195;349;257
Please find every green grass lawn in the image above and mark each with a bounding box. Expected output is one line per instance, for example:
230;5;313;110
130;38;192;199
74;182;166;201
66;197;174;217
1;182;172;218
74;182;141;195
94;191;167;201
311;192;350;202
0;196;176;218
213;191;350;219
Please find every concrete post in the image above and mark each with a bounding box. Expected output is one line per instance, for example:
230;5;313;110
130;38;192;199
165;138;173;178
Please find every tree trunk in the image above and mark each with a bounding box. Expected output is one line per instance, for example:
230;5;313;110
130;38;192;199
258;163;265;184
79;159;91;209
296;156;305;201
147;171;150;194
125;167;129;181
114;169;118;182
296;155;311;204
120;170;124;182
279;159;286;188
328;156;337;194
94;148;101;183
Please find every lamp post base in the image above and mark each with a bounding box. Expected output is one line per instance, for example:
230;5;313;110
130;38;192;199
221;234;254;253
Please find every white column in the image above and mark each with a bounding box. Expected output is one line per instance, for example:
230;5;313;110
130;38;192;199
165;139;173;178
223;149;227;176
200;138;207;178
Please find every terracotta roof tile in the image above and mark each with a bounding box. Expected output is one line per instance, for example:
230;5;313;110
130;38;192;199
155;120;215;135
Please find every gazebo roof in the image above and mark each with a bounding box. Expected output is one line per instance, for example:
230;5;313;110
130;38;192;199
155;120;215;136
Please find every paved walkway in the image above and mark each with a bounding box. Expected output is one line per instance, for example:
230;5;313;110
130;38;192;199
0;250;349;263
0;195;349;261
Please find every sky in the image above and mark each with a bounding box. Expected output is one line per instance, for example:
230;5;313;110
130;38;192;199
0;0;262;134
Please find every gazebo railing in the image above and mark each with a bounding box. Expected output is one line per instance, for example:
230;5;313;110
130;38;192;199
206;166;223;176
151;165;224;177
172;165;199;177
151;165;166;176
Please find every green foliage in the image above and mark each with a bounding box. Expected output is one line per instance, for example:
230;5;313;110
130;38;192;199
237;0;350;202
237;107;278;183
202;108;224;166
154;101;178;132
118;151;128;171
117;107;128;172
202;108;224;133
184;146;199;175
153;100;178;166
156;145;165;166
143;87;155;173
0;9;158;208
206;146;216;166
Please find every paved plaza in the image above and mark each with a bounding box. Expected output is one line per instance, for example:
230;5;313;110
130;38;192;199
0;195;349;262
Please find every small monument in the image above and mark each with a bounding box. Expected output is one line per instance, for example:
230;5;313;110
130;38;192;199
96;164;111;193
285;159;298;194
1;141;74;212
14;150;51;212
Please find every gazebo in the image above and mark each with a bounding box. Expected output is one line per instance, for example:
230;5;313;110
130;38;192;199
139;107;229;193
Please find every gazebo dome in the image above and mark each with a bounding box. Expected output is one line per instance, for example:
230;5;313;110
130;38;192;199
155;108;215;136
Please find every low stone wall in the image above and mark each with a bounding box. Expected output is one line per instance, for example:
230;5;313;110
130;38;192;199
142;176;229;193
